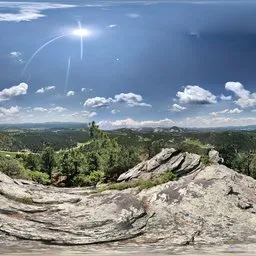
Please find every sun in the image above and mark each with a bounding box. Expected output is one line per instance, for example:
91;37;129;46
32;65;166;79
72;28;91;37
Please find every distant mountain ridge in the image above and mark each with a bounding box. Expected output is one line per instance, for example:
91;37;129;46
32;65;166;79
0;122;256;132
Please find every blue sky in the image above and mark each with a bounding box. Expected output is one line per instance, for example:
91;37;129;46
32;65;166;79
1;0;256;128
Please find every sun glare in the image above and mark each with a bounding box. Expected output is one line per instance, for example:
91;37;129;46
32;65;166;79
72;28;91;37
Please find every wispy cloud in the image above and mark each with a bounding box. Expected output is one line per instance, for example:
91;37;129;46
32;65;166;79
126;13;140;18
0;2;76;22
36;86;55;94
9;51;24;63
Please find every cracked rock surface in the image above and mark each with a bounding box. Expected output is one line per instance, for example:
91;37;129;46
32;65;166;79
0;151;256;246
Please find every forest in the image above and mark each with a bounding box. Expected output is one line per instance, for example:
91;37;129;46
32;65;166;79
1;122;256;187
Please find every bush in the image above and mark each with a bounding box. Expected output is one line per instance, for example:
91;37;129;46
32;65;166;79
0;155;30;179
98;171;177;192
73;170;104;187
29;171;51;185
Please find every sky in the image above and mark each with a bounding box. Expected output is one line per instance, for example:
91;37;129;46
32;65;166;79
1;0;256;129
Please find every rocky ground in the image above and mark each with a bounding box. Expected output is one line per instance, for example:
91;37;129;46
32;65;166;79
0;149;256;246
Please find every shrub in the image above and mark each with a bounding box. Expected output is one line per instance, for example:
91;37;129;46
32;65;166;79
98;171;177;192
29;171;51;185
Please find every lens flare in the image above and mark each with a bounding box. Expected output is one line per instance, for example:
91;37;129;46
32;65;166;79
72;28;91;37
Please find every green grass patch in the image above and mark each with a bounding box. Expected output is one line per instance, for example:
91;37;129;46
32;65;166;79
97;171;177;192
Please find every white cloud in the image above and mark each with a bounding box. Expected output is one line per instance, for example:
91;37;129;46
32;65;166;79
114;92;152;107
84;97;113;108
81;111;97;118
66;90;75;97
210;108;243;116
176;85;217;105
170;104;186;112
220;94;232;101
225;81;256;109
108;24;117;28
210;109;229;116
71;111;97;119
0;106;20;117
111;109;120;114
0;2;76;22
127;13;140;18
84;92;151;108
99;118;176;129
36;86;55;94
228;108;243;114
0;82;28;102
81;88;86;92
32;106;67;113
50;106;67;113
33;107;47;112
9;51;24;63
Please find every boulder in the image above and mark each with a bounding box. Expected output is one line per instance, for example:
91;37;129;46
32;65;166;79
118;148;201;182
209;149;224;164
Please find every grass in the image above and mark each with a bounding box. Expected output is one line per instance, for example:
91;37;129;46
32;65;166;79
97;171;177;192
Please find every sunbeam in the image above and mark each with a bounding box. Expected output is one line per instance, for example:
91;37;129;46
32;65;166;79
65;56;71;92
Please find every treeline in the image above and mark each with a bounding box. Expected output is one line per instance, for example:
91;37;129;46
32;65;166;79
1;124;256;184
1;122;141;186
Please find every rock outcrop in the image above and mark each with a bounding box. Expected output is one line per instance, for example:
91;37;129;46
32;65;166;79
118;148;201;182
0;151;256;247
208;149;224;164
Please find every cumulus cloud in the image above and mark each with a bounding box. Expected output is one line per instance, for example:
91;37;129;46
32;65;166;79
66;91;75;97
176;85;217;105
98;116;256;129
84;93;151;108
0;82;28;102
36;86;55;94
84;97;113;108
210;108;243;116
114;93;152;107
99;118;176;129
170;104;186;112
81;88;86;92
0;106;20;117
220;94;232;101
0;2;76;22
225;81;256;109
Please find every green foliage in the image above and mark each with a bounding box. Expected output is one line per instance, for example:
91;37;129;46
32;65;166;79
29;171;51;185
99;171;177;192
21;153;40;171
73;170;104;187
0;154;29;179
201;155;211;166
41;147;55;177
